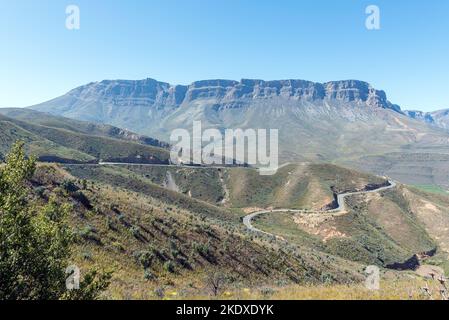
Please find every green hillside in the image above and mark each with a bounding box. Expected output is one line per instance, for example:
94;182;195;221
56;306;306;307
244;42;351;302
0;108;169;148
63;162;445;274
31;163;365;299
0;112;170;163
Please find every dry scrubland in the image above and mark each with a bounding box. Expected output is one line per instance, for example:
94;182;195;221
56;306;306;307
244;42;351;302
24;161;445;300
181;278;446;300
32;164;362;299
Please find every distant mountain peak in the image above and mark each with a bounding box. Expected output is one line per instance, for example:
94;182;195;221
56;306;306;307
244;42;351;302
404;108;449;130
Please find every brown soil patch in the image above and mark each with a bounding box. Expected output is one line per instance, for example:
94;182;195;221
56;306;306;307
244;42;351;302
293;212;347;242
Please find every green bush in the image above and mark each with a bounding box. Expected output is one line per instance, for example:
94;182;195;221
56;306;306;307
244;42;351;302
144;268;155;280
139;251;154;269
163;261;175;273
130;226;141;239
0;141;110;300
61;179;79;193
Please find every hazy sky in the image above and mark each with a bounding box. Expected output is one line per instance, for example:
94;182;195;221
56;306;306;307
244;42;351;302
1;0;448;111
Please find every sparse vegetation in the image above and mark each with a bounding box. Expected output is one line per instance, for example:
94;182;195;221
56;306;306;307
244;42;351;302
2;140;449;300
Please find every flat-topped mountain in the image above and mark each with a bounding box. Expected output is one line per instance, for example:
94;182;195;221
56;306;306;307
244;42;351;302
28;77;406;146
32;78;399;112
28;77;449;186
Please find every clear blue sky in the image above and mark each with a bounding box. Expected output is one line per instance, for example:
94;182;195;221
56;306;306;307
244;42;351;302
1;0;448;111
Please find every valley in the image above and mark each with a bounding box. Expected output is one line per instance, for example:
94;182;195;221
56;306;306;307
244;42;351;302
1;78;449;300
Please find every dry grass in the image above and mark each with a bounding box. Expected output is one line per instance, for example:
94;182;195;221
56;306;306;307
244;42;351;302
176;278;446;300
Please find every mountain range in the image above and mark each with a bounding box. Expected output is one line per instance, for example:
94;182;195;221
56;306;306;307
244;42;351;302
28;77;449;129
2;78;449;298
24;77;449;187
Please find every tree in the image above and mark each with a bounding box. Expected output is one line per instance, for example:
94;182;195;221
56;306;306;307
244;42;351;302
0;141;111;300
205;271;226;297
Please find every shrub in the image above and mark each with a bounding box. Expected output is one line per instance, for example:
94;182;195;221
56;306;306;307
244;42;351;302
106;216;117;231
78;225;101;244
193;242;211;258
139;251;154;269
82;251;93;261
154;287;165;299
163;261;175;273
72;191;92;209
61;179;79;193
144;269;155;280
35;186;46;198
130;226;142;239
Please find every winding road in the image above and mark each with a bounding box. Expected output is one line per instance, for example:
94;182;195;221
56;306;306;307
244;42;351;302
243;180;397;236
66;161;397;238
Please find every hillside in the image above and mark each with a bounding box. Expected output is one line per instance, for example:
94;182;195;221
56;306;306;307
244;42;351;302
341;152;449;189
61;162;449;275
0;110;170;164
0;108;169;148
65;163;386;210
30;163;366;299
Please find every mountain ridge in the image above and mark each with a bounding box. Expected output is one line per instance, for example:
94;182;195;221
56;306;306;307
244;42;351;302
404;109;449;130
38;77;401;112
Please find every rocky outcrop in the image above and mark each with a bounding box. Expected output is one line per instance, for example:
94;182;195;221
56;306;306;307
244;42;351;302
106;126;169;148
63;78;400;111
404;110;435;123
404;109;449;130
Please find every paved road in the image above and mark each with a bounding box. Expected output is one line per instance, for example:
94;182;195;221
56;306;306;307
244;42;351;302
243;180;397;235
64;161;300;172
62;161;247;170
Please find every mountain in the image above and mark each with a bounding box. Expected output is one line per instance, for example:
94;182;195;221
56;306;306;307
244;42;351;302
405;109;449;130
28;77;449;186
0;108;170;163
29;78;403;139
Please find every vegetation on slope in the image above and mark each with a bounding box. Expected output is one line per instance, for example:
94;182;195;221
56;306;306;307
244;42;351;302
47;164;371;297
103;163;387;211
0;113;170;164
2;140;448;299
0;142;110;299
114;165;226;204
0;108;169;148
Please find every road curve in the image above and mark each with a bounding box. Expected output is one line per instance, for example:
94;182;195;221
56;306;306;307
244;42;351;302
243;180;397;235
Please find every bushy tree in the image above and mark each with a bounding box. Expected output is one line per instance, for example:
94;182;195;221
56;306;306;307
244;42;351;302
0;141;111;300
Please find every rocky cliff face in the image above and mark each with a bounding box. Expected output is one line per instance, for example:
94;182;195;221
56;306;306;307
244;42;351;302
68;79;186;107
63;78;400;111
404;109;449;130
404;110;435;123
